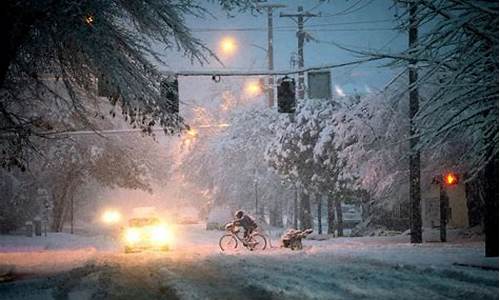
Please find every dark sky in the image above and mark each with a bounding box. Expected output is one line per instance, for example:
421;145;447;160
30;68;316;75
160;0;407;105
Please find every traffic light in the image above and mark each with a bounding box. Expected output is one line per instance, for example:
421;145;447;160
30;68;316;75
277;76;296;113
443;172;459;186
160;76;179;114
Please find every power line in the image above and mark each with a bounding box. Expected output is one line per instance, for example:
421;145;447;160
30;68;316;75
191;27;394;33
311;33;403;54
307;19;393;27
190;19;394;32
163;57;384;77
298;28;394;32
308;1;326;12
319;0;375;17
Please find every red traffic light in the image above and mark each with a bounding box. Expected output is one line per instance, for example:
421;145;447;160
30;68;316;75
444;172;459;186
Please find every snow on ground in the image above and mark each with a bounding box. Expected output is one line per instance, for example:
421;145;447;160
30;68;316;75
0;224;498;299
0;232;118;276
0;232;117;252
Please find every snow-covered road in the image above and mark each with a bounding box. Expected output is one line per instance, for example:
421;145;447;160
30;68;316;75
0;225;497;299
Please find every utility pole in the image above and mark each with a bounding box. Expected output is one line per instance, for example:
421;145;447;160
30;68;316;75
408;0;422;244
280;6;319;100
257;3;286;107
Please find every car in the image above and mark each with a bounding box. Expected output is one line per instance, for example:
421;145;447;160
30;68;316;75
176;216;199;225
122;217;172;253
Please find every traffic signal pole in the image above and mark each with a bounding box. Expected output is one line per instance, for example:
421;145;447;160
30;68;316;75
267;7;274;107
257;3;286;108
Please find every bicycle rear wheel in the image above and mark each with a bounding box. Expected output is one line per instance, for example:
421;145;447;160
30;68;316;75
219;234;238;251
248;233;267;251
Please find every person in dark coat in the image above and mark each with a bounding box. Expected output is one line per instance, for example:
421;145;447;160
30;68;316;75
233;210;257;240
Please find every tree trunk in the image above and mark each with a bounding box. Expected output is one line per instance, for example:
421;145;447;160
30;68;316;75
327;196;335;234
258;205;266;224
269;206;277;227
335;198;343;237
408;0;422;244
276;198;283;227
269;199;283;227
484;157;498;257
465;179;482;227
300;190;313;230
51;187;70;232
293;185;298;229
361;193;370;221
50;170;79;232
285;195;293;228
317;196;322;234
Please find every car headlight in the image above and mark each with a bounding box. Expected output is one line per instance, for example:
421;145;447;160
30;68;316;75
125;228;141;244
150;225;170;245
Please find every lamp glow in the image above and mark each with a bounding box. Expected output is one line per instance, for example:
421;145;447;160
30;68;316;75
101;210;121;224
245;81;262;96
220;37;237;55
150;225;170;245
125;228;141;244
444;172;459;186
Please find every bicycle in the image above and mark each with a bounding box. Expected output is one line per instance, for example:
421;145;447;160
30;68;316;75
219;222;267;251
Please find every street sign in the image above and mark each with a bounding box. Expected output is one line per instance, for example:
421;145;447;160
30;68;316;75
277;77;296;113
307;71;331;99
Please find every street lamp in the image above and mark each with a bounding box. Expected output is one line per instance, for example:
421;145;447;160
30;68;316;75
432;172;460;242
85;14;94;26
245;80;263;97
218;37;273;106
186;128;198;137
444;172;459;186
101;209;122;225
220;37;237;56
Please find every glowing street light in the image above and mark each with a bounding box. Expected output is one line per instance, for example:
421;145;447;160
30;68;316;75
245;80;263;97
101;210;122;224
444;172;459;186
220;37;237;55
85;15;94;26
186;128;198;137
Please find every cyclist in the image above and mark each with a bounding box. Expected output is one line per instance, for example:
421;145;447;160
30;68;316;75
233;210;257;243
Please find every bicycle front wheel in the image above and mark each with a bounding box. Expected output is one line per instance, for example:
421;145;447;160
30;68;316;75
249;233;267;251
219;234;238;251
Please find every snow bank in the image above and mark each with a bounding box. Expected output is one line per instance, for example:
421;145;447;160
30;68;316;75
0;232;118;252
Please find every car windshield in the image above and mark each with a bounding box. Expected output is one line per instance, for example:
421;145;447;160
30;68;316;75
128;218;160;227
